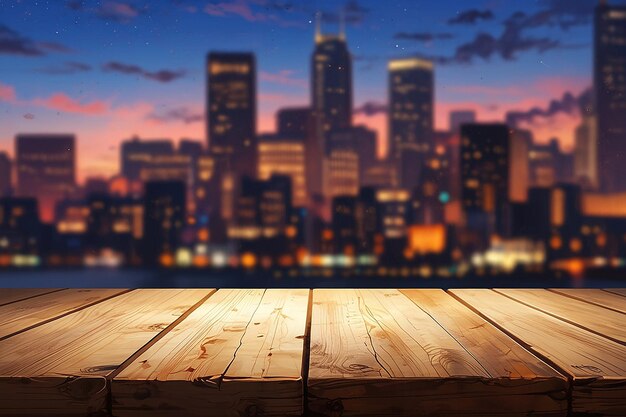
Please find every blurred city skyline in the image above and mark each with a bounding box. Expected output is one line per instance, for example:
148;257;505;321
1;0;619;180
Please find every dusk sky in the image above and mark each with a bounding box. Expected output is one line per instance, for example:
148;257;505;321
1;0;622;180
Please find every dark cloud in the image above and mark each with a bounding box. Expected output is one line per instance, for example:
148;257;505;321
506;87;592;126
354;101;387;117
448;9;494;25
394;32;454;42
147;107;204;124
434;8;569;65
0;25;70;56
66;0;146;23
39;61;93;75
102;61;186;82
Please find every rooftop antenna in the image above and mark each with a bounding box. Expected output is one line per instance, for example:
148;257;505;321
339;8;346;40
315;11;322;43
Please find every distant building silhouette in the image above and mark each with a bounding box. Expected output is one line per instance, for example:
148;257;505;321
257;134;307;207
207;52;257;180
595;2;626;192
0;152;11;197
311;16;353;135
460;124;510;237
15;134;75;223
388;57;434;190
449;110;476;133
142;181;186;266
121;137;174;181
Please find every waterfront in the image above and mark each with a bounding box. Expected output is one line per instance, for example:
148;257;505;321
0;268;623;288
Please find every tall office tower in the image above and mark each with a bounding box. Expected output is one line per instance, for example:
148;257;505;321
595;2;626;192
449;110;476;133
311;17;353;136
460;124;510;237
207;52;257;179
331;195;358;255
328;125;378;183
231;175;292;240
257;134;307;207
528;139;573;187
0;152;11;197
121;137;174;181
0;197;40;257
277;107;319;204
325;150;359;199
388;57;434;191
413;145;451;225
509;129;532;202
15;134;76;223
278;107;314;138
574;114;599;190
142;181;186;266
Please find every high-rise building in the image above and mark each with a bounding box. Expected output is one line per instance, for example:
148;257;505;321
207;52;257;179
15;134;76;223
142;181;186;266
311;18;353;135
595;2;626;192
388;57;434;190
574;114;599;190
278;107;314;138
0;152;11;197
325;149;359;199
0;197;40;258
509;129;532;202
528;139;573;187
449;110;476;133
460;124;510;236
327;125;378;182
257;134;307;207
121;137;174;181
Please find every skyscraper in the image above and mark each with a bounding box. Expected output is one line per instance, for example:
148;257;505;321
0;152;11;197
595;2;626;192
207;52;257;179
388;57;434;190
15;134;76;222
257;133;307;207
142;181;186;266
121;137;174;181
449;110;476;133
460;124;510;236
311;17;353;135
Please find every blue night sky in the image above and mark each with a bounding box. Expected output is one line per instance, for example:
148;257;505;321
1;0;622;179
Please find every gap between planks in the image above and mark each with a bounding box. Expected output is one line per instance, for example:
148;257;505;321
0;288;134;341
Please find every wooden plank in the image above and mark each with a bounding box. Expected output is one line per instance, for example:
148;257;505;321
0;289;212;416
550;288;626;314
605;288;626;298
0;288;128;340
309;289;547;417
0;289;64;306
112;289;309;417
401;289;568;416
451;289;626;416
496;289;626;345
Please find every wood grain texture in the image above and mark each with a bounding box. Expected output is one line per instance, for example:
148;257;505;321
112;289;309;417
495;289;626;344
309;289;550;417
0;288;128;340
451;289;626;416
401;289;568;416
0;289;64;306
0;289;212;416
550;288;626;314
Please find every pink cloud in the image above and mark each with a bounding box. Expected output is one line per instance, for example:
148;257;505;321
32;93;109;115
0;83;16;102
260;70;307;88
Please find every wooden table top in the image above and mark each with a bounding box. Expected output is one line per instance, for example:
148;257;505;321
0;287;623;417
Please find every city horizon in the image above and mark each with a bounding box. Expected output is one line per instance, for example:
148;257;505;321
3;0;622;181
